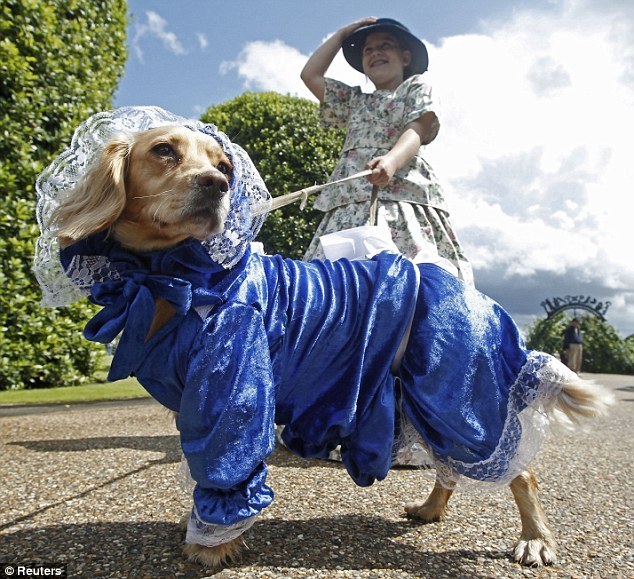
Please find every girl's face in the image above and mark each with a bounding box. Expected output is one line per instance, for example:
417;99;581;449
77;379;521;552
361;31;412;90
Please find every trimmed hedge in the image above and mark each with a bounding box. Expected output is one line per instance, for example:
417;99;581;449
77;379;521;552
202;92;345;259
0;0;128;389
525;313;634;374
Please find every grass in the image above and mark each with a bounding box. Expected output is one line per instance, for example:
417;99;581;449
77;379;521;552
0;355;150;406
0;376;150;406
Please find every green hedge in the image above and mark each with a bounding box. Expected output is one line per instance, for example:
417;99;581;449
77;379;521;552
525;313;634;374
202;92;345;259
0;0;128;389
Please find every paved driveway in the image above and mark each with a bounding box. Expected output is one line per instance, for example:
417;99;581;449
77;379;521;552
1;373;632;578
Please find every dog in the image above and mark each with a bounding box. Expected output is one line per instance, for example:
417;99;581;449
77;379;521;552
45;121;613;570
52;125;233;253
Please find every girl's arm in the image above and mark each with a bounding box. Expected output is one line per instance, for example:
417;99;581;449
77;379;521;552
301;17;376;102
367;111;440;187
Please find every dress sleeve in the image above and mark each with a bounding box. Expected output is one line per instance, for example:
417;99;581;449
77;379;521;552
178;303;276;526
402;74;435;126
320;78;359;129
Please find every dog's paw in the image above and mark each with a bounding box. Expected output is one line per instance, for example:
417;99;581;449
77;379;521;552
183;537;245;568
513;537;557;567
403;501;447;523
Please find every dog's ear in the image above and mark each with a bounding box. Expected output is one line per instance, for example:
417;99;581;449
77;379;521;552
51;135;132;246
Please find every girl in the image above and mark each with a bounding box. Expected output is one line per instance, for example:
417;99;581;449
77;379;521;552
301;17;473;284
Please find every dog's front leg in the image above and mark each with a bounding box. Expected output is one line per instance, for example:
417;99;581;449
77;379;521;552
404;476;454;522
509;468;557;566
179;512;246;568
183;539;245;568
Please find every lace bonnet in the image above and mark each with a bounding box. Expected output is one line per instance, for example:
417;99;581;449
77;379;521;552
34;106;271;307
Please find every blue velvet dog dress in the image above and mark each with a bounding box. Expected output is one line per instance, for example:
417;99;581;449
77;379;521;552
36;106;572;548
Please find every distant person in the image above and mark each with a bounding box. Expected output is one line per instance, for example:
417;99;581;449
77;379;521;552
300;16;473;284
563;318;583;373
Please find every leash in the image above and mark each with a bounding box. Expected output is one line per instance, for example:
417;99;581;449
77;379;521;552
251;170;373;216
369;184;379;226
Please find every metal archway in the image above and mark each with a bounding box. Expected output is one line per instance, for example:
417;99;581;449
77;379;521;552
540;295;611;321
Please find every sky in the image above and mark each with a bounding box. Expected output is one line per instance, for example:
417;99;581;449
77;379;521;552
115;0;634;338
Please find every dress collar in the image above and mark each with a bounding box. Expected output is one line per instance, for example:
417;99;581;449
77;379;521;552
60;233;251;379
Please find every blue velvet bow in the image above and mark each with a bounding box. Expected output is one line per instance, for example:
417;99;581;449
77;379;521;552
60;233;251;380
85;272;194;342
85;271;204;381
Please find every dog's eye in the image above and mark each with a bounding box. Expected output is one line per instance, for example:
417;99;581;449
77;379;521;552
217;162;232;176
151;143;179;160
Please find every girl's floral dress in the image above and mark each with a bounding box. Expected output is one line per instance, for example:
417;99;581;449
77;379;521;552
305;75;473;286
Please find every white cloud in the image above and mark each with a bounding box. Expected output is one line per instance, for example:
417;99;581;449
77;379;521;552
219;36;372;99
197;33;208;50
220;40;311;98
425;1;634;334
132;11;186;62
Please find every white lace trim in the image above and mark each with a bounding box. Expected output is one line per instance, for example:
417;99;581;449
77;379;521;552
34;106;270;307
185;506;256;547
178;455;257;547
397;351;572;489
177;453;197;494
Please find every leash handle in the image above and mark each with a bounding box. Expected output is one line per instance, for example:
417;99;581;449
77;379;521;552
369;185;379;226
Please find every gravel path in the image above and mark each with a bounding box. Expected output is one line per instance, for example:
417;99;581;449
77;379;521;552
1;373;632;578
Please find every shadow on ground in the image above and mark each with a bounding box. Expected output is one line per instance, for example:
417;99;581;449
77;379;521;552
0;515;509;578
7;434;367;473
8;435;182;462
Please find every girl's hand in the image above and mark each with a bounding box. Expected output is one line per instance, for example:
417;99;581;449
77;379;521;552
366;155;397;187
338;17;377;40
366;118;435;187
301;17;376;102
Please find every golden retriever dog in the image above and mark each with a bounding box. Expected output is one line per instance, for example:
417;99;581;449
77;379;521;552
47;123;613;570
53;125;233;253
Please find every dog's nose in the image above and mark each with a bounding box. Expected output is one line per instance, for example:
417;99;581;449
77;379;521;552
196;170;229;194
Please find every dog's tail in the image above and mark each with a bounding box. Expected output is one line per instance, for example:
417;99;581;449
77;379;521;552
551;372;615;428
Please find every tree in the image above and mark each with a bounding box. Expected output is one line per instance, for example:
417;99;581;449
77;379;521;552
0;0;128;389
524;312;569;357
577;316;634;374
201;92;345;259
525;313;634;374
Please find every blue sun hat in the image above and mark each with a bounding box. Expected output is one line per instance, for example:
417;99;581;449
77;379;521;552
342;18;429;77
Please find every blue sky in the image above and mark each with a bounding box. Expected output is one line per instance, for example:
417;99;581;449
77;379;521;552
116;0;560;117
114;0;634;337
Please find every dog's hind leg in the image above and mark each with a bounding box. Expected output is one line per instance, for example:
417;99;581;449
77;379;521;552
404;476;454;522
509;468;557;567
